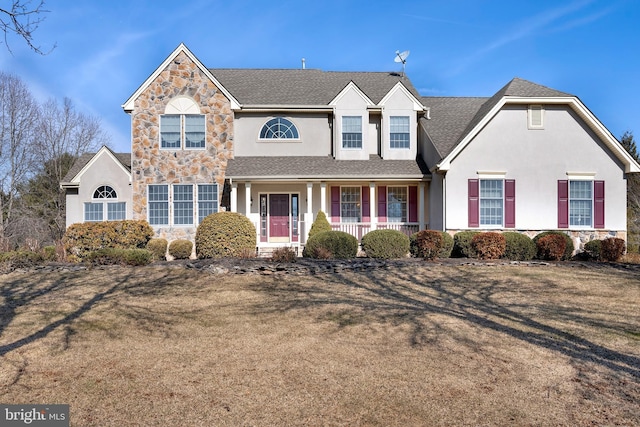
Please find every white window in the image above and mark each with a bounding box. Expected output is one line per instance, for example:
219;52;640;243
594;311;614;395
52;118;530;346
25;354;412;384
148;184;218;226
173;185;194;225
387;187;407;222
569;181;592;226
528;105;544;129
342;116;362;149
390;116;410;148
259;117;299;139
160;114;205;149
148;185;169;225
341;187;361;222
198;184;219;223
84;185;126;222
480;180;503;226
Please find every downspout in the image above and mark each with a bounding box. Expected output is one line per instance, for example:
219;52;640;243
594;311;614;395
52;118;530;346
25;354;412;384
442;171;446;232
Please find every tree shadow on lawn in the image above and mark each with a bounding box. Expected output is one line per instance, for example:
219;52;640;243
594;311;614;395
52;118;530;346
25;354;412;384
249;264;640;380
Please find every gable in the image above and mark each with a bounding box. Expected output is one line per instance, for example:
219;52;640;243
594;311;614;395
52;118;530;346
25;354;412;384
61;146;131;187
329;81;374;108
379;82;424;111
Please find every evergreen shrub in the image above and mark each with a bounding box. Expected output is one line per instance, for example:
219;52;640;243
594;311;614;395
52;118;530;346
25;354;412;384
361;229;410;259
63;220;154;258
146;238;168;261
502;232;536;261
452;231;479;258
196;212;256;259
533;231;574;260
601;237;625;262
303;230;358;259
536;234;567;261
413;230;443;260
308;211;332;240
169;240;193;260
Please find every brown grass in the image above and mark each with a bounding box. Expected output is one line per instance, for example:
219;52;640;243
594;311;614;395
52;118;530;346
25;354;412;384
1;262;639;426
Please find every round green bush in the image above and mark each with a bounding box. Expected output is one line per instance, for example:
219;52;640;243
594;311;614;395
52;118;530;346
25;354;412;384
502;232;536;261
439;232;454;258
146;238;168;261
452;231;479;258
303;230;358;259
361;229;410;259
169;239;193;260
196;212;256;259
308;211;332;240
584;239;602;260
533;231;574;260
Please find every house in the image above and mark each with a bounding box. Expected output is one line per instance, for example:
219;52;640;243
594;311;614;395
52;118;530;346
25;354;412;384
61;44;640;254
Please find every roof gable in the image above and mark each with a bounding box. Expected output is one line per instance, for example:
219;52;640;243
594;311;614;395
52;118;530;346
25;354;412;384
379;81;425;111
329;81;374;107
61;146;131;186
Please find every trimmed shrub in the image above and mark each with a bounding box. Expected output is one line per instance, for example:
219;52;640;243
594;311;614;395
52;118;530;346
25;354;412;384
169;239;193;260
471;232;506;260
0;250;44;269
361;229;410;259
84;248;153;266
196;212;256;259
452;231;479;258
601;237;625;262
308;211;333;240
584;239;602;261
439;232;454;258
502;232;536;261
533;231;574;260
146;238;168;261
414;230;443;260
271;247;297;262
536;234;567;261
63;220;154;258
303;230;358;259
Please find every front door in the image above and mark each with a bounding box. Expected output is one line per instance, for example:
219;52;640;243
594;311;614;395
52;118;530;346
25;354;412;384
269;194;290;241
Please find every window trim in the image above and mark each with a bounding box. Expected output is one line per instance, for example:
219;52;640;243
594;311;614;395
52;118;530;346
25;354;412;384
147;183;219;227
160;113;206;150
84;185;126;222
258;117;300;141
341;116;363;150
340;186;362;222
389;116;410;149
479;179;504;227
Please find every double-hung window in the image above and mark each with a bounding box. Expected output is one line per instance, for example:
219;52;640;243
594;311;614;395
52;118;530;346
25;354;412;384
148;185;169;225
148;184;218;226
390;116;410;148
558;179;604;228
480;180;503;226
160;114;205;149
387;187;408;222
197;184;218;223
173;185;194;225
468;178;516;228
84;185;126;222
569;181;592;227
342;116;362;149
341;187;361;222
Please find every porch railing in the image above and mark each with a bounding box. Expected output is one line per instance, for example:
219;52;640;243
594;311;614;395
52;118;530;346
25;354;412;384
331;222;420;240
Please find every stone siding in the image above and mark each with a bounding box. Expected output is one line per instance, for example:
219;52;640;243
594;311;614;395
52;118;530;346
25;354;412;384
130;51;233;242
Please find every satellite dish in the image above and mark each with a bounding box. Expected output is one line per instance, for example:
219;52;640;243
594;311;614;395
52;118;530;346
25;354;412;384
394;50;410;76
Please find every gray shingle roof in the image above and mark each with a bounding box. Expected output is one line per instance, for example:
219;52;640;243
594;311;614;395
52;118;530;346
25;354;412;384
209;69;422;105
421;78;575;160
226;155;430;180
62;148;131;183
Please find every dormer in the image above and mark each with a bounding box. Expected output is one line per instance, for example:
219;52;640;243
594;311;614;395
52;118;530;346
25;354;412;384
379;82;424;160
330;82;375;160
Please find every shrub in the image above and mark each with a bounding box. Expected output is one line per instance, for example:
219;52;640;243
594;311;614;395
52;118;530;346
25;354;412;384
0;250;44;269
271;247;297;262
42;246;57;262
536;234;567;261
601;237;625;262
169;240;193;260
63;220;154;258
452;231;479;258
308;211;333;240
196;212;256;259
304;230;358;259
471;232;506;260
533;231;574;260
413;230;443;260
502;232;536;261
146;238;168;261
439;232;454;258
361;229;410;259
584;239;602;261
84;248;153;266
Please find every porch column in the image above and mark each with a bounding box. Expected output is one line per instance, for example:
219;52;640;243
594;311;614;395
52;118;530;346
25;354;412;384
419;182;426;230
369;182;377;231
304;182;314;243
230;182;238;212
320;183;327;214
244;183;251;216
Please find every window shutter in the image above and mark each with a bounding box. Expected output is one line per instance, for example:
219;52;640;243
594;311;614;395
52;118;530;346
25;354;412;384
361;186;370;222
558;180;569;228
505;180;515;228
377;186;387;223
468;179;479;228
594;180;605;229
331;186;340;223
408;186;418;222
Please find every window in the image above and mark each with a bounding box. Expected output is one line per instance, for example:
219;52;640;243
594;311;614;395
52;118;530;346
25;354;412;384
84;185;126;222
173;185;193;225
468;179;515;228
198;184;218;224
387;187;407;222
480;180;503;226
342;116;362;149
148;184;218;226
390;116;410;148
148;185;169;225
558;180;604;229
259;117;299;139
341;187;361;222
528;105;544;129
160;114;205;149
569;181;592;226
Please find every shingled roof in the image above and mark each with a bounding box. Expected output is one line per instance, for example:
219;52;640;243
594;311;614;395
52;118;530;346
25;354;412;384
209;69;422;106
421;78;575;161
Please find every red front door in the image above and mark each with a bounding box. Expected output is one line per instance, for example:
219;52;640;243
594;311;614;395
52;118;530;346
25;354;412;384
269;194;290;239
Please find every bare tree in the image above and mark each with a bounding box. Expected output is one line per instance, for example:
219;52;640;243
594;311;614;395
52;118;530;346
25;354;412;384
0;71;39;247
0;0;54;54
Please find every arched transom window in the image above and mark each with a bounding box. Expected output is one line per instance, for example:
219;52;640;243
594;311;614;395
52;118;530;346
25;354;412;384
260;117;299;139
93;185;117;199
85;185;126;222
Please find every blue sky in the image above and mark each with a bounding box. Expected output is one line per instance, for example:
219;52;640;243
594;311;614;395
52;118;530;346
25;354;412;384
1;0;639;153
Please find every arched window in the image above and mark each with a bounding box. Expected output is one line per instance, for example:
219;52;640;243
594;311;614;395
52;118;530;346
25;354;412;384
259;117;299;139
93;185;117;199
160;97;206;149
85;185;126;222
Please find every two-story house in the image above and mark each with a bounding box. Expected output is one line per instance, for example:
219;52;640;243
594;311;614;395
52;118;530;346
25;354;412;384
61;44;640;254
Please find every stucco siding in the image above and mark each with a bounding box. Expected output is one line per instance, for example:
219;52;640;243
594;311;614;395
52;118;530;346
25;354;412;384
445;105;627;231
381;89;418;161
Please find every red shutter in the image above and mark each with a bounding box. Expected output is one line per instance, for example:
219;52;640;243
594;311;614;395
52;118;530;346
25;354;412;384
558;180;569;228
331;186;340;223
468;179;479;228
408;186;418;222
505;180;515;228
377;186;387;223
594;180;605;229
361;186;370;222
